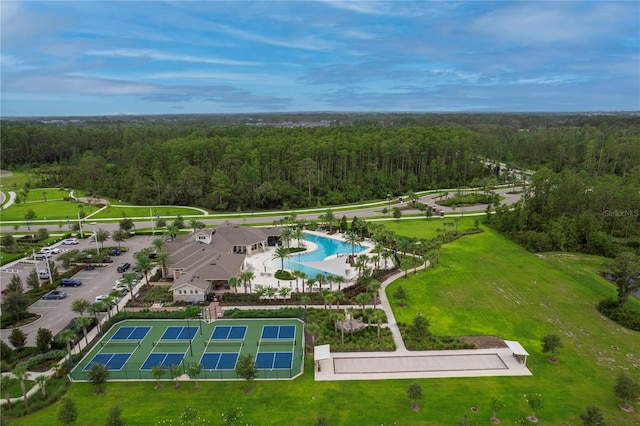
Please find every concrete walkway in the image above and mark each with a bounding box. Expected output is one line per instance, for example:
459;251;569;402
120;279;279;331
314;261;533;381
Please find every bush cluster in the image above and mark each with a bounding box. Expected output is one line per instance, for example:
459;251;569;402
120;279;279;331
224;307;305;319
25;349;66;370
597;298;640;331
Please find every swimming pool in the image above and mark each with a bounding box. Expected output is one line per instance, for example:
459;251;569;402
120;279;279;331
269;233;367;278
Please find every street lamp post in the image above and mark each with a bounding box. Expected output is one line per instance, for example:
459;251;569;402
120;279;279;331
91;222;99;255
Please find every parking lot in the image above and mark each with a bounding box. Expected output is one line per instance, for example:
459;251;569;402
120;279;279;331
0;235;160;346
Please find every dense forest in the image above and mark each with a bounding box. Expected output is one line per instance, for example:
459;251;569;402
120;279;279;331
1;113;639;255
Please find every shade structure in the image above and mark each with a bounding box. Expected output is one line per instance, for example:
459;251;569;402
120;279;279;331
314;344;331;361
504;340;529;366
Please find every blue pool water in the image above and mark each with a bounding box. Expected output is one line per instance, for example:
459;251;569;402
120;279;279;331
269;233;366;277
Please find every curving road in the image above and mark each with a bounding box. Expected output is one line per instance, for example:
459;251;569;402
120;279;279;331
0;186;523;234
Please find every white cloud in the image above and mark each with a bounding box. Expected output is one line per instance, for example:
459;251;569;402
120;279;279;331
85;49;260;66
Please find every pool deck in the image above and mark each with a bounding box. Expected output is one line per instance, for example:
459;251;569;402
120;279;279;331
242;230;374;291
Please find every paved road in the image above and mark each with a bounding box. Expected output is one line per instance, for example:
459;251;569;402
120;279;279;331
0;186;523;234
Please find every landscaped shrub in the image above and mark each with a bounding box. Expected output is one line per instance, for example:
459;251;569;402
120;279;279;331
25;349;66;370
224;307;305;319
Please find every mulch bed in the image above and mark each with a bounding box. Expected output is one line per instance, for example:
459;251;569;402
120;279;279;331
458;336;507;349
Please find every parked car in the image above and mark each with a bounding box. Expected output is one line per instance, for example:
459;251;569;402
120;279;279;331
42;290;67;300
32;252;51;260
1;289;8;295
38;270;50;279
60;278;82;287
62;238;79;245
148;250;158;259
116;262;131;273
111;249;121;256
41;247;61;255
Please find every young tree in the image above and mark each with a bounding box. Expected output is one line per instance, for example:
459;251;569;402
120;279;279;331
88;362;110;394
579;405;606;426
106;406;125;426
111;229;127;248
222;407;243;425
408;313;431;341
169;364;182;388
371;309;385;342
490;396;504;424
119;218;134;233
235;354;259;393
394;285;408;306
7;274;23;293
525;393;543;422
614;373;639;409
3;291;30;322
354;292;370;316
57;397;78;425
12;363;29;409
26;268;40;291
75;316;93;346
0;340;14;363
541;334;563;361
188;363;203;390
36;327;53;353
272;245;290;271
9;328;27;351
181;406;199;426
407;382;423;410
151;363;166;389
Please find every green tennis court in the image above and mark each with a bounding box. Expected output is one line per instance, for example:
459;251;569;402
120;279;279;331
70;318;305;381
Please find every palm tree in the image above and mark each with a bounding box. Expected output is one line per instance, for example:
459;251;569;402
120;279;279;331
371;310;385;342
354;292;370;316
35;375;48;399
240;271;255;293
318;209;337;232
165;224;179;239
88;302;104;333
335;312;345;343
280;227;294;249
151;237;167;253
315;273;326;291
59;329;77;358
301;295;311;319
319;288;331;312
121;272;138;300
272;246;290;271
155;251;171;278
366;279;381;307
265;286;277;300
325;292;336;320
71;298;90;317
293;227;305;248
355;254;368;277
228;276;241;294
298;271;307;293
345;230;361;262
76;315;93;346
334;275;346;290
278;286;290;300
1;375;14;408
134;254;152;287
333;290;345;312
95;228;110;249
306;322;320;347
306;278;316;293
12;363;29;409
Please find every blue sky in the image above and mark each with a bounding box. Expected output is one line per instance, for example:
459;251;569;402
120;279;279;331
1;1;638;116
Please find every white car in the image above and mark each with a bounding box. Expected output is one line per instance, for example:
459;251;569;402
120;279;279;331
40;247;61;254
114;277;138;287
62;238;79;245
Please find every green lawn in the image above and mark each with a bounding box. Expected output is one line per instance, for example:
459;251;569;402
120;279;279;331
0;199;101;223
88;205;207;219
7;220;640;425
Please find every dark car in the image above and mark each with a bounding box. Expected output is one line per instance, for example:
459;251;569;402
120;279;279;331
111;249;121;256
42;290;67;300
60;278;82;287
116;262;131;273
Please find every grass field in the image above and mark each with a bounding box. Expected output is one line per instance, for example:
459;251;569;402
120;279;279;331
0;199;99;223
88;205;207;219
8;220;640;425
